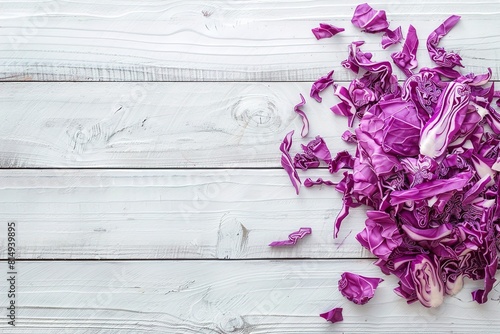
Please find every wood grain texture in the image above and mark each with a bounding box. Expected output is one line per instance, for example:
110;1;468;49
0;169;369;260
0;82;352;168
1;2;500;331
0;260;498;333
0;0;498;81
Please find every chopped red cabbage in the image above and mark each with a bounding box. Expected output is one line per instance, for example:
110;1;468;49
381;26;403;49
338;272;383;305
294;94;309;138
329;151;355;173
333;171;360;238
294;152;320;171
293;135;333;172
304;177;336;187
426;15;463;68
301;136;332;163
280;130;301;194
401;223;453;242
410;254;445;307
391;25;419;77
352;3;403;49
351;3;389;33
341;130;357;143
390;171;472;205
312;23;345;40
319;307;343;323
279;3;499;309
419;82;470;158
356;211;402;261
341;41;400;105
310;70;334;103
268;227;312;247
331;85;357;127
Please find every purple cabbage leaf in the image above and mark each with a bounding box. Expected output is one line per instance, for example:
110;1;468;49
391;25;419;77
269;227;312;247
312;23;345;40
319;307;343;323
351;3;389;33
311;70;334;103
426;15;463;68
338;272;384;305
278;3;500;310
381;26;403;49
280;130;301;195
304;178;337;187
294;94;309;138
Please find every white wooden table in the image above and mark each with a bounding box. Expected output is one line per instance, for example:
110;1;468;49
0;1;499;333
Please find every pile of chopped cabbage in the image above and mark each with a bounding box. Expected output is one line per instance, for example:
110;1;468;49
279;3;500;311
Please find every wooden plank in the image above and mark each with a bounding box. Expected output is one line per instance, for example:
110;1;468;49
0;82;353;168
0;259;498;333
0;169;369;260
0;0;498;81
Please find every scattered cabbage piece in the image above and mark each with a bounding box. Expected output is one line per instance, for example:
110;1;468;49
311;70;334;103
319;307;343;323
312;23;345;40
293;135;333;171
294;94;309;137
471;255;497;304
365;98;422;157
391;25;419;77
419;81;471;158
341;41;400;103
426;15;463;68
341;130;357;143
381;26;403;49
402;224;454;246
302;136;332;163
390;171;472;205
304;177;336;187
356;211;402;261
329;151;355;173
280;130;301;194
333;172;361;238
410;255;444;307
294;152;320;171
351;3;389;33
268;227;312;247
331;85;357;127
352;3;402;49
338;272;383;305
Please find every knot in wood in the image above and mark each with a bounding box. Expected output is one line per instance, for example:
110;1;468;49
217;312;245;332
231;95;281;132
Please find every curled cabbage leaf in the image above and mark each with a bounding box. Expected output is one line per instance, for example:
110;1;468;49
280;130;301;194
381;26;403;49
319;307;343;323
268;227;312;247
311;70;334;103
426;15;463;68
338;272;384;305
392;25;419;77
351;3;389;33
312;23;345;40
294;94;309;138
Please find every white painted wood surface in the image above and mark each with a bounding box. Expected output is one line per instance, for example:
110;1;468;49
1;1;500;332
0;0;498;81
0;82;350;168
1;260;499;333
0;169;369;260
